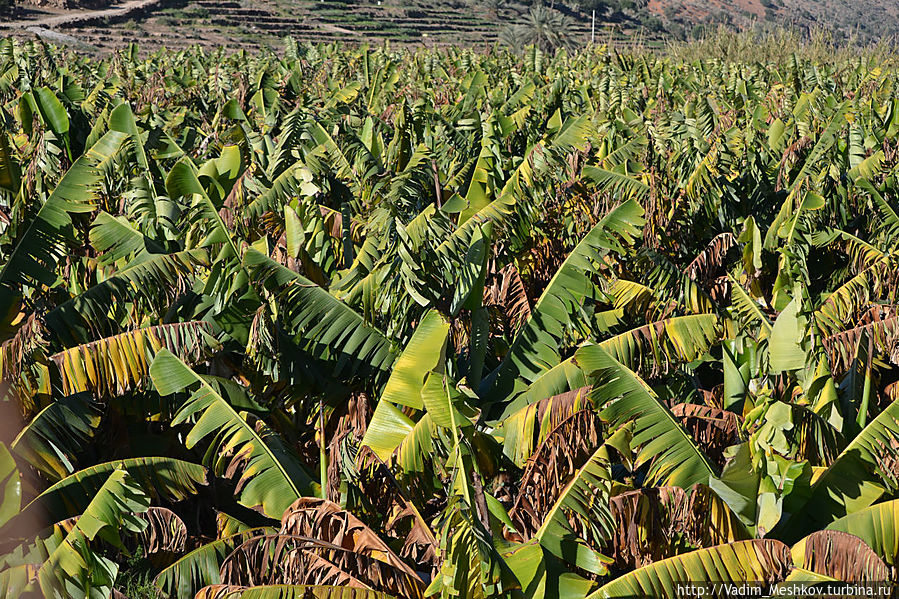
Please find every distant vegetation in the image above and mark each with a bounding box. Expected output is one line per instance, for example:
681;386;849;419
3;0;899;51
1;31;899;599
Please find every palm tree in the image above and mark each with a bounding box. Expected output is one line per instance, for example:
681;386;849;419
500;3;578;53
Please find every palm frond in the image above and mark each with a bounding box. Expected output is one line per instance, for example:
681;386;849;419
151;349;318;518
486;199;645;400
576;344;717;488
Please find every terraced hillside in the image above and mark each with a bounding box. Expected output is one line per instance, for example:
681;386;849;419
3;0;896;54
2;0;640;54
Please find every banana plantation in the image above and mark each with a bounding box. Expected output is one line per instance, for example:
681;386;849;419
0;35;899;599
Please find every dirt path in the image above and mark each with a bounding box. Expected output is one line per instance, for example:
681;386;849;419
0;0;163;30
318;22;360;36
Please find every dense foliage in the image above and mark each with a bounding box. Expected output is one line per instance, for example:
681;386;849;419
0;35;899;598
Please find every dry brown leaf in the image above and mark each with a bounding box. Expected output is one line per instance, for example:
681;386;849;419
138;506;188;554
608;484;749;571
670;403;742;467
353;446;438;572
683;232;737;286
219;533;424;599
484;263;532;335
509;409;603;537
823;315;899;375
798;530;889;582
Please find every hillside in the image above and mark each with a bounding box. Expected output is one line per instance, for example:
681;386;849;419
645;0;899;41
0;0;650;53
0;0;897;54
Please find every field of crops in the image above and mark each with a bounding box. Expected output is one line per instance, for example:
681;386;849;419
0;34;899;599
